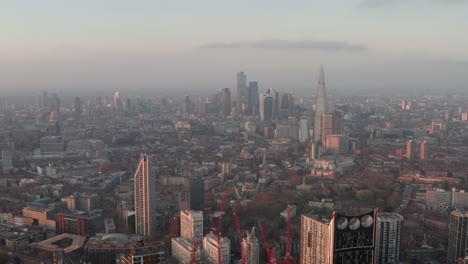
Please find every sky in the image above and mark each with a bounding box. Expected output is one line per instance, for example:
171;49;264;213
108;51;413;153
0;0;467;96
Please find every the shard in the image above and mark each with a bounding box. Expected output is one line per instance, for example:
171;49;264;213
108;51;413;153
314;65;328;142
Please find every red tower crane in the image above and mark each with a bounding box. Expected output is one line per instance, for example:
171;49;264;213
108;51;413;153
191;237;200;264
280;203;296;264
259;221;276;264
180;193;200;264
212;187;230;264
233;208;247;264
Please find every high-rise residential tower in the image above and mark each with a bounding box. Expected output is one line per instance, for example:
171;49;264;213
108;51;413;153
406;140;416;161
420;141;430;160
300;214;331;264
448;210;468;264
314;65;328;142
134;155;156;239
375;213;403;264
300;210;377;264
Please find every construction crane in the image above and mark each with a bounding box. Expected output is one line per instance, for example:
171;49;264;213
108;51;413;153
179;193;200;264
259;221;276;264
212;187;230;264
191;237;200;264
233;207;247;264
280;203;296;264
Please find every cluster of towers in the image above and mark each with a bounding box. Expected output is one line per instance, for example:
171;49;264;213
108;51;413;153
236;72;290;121
406;140;430;161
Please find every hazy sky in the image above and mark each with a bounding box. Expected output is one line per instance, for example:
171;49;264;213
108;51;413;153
1;0;467;96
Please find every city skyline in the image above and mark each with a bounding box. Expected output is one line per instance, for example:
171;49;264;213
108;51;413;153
1;1;467;94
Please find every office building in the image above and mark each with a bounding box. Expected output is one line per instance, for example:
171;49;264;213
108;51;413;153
321;114;334;144
237;72;248;107
39;136;64;154
299;118;310;143
74;96;82;112
420;141;430;160
22;206;56;229
222;88;231;116
180;210;203;242
314;65;328;142
375;213;403;264
134;155;156;239
280;93;294;112
248;82;259;116
67;193;99;212
266;88;280;120
203;232;231;264
325;134;349;154
260;94;273;122
332;110;343;134
57;211;101;236
114;91;122;111
448;210;468;264
242;227;260;264
188;177;204;211
406;140;416;161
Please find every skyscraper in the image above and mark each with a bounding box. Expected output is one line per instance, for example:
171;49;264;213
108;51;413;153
406;140;416;161
248;81;259;116
300;214;331;264
74;97;82;112
237;72;248;107
260;94;273;122
188;177;204;212
448;210;468;264
114;91;122;111
222;88;231;116
299;118;310;143
300;210;377;264
375;213;403;264
267;88;280;120
134;155;156;239
420;141;430;160
314;65;328;142
321;114;334;144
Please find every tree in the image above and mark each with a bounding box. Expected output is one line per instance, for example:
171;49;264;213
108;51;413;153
355;190;373;203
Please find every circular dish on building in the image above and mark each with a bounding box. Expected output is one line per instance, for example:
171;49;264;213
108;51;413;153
361;215;374;228
337;217;348;230
349;217;360;230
